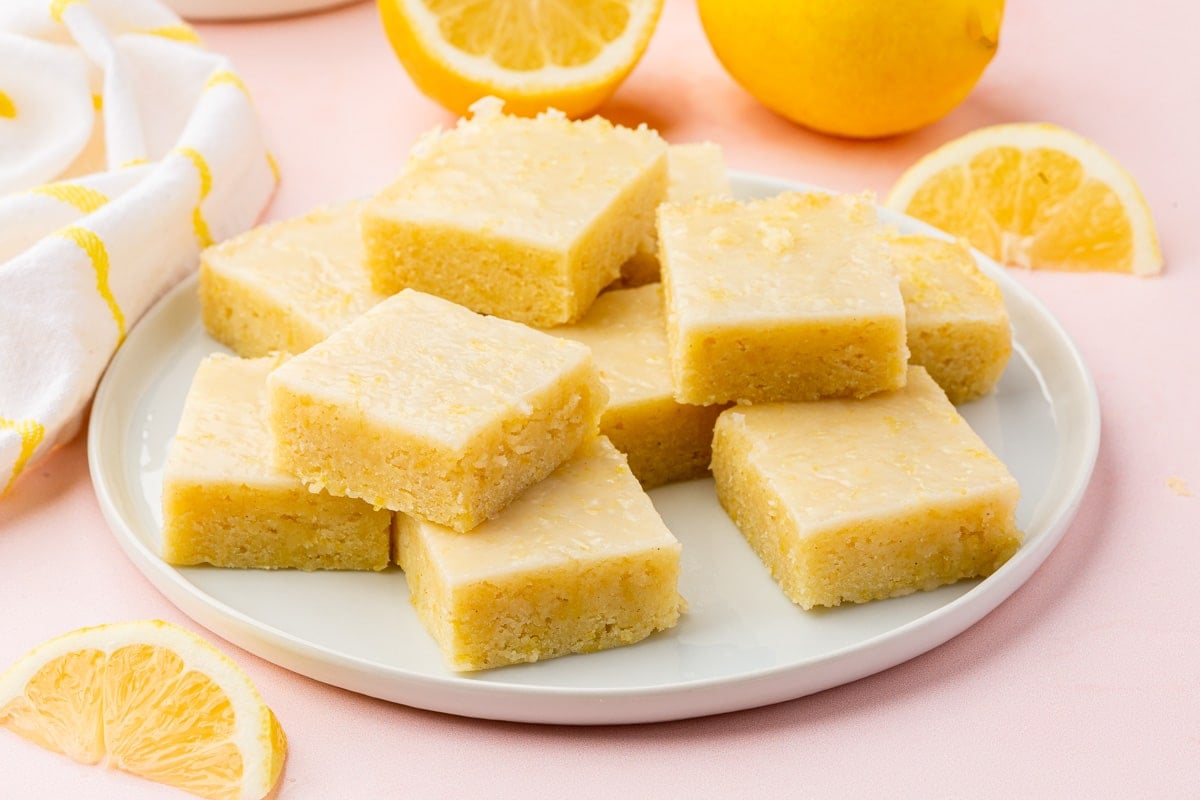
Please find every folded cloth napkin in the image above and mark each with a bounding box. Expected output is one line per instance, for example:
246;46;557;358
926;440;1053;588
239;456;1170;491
0;0;277;495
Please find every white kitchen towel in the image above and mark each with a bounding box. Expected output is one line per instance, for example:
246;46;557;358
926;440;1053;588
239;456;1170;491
0;0;277;495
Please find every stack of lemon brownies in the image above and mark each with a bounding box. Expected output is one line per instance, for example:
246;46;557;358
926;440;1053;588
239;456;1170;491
163;99;1022;672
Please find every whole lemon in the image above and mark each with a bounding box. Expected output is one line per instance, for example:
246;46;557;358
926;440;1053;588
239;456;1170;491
697;0;1004;138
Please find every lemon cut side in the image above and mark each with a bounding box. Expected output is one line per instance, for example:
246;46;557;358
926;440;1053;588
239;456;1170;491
888;123;1162;275
377;0;664;117
0;620;285;800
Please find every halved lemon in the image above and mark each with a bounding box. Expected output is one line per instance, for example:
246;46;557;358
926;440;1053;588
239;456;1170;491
376;0;664;118
0;620;285;800
887;123;1162;275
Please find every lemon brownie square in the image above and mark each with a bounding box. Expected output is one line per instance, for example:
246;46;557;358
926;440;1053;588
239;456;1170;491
550;284;726;489
616;143;731;289
890;234;1012;403
162;354;391;570
659;191;909;405
361;98;667;326
267;289;608;532
199;200;385;357
396;436;684;671
711;366;1022;610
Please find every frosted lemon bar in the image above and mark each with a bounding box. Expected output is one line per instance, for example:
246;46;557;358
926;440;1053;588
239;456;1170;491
199;200;385;357
397;437;684;671
617;143;731;288
659;192;909;405
711;366;1022;610
362;99;667;327
267;289;608;532
551;284;725;489
890;234;1012;403
162;354;391;570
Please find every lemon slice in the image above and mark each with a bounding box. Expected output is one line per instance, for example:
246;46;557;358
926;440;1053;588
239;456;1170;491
887;123;1162;275
376;0;664;117
0;621;285;800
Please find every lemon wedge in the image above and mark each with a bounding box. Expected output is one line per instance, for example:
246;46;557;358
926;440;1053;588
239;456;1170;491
376;0;664;118
0;620;285;800
887;123;1162;275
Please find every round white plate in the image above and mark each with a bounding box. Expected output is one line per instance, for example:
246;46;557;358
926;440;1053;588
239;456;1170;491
163;0;364;21
89;173;1100;725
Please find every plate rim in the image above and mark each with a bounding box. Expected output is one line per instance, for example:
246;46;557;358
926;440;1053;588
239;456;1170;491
87;171;1101;724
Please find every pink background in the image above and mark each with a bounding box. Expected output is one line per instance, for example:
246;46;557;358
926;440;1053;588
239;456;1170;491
3;0;1198;796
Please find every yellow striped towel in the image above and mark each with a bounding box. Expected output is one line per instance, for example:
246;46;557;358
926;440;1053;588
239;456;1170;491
0;0;278;495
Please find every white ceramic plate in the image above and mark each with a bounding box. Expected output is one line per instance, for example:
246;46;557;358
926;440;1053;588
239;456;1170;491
89;173;1100;725
163;0;363;21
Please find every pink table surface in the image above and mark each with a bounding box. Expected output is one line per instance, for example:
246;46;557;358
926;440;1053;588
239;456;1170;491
3;1;1198;796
